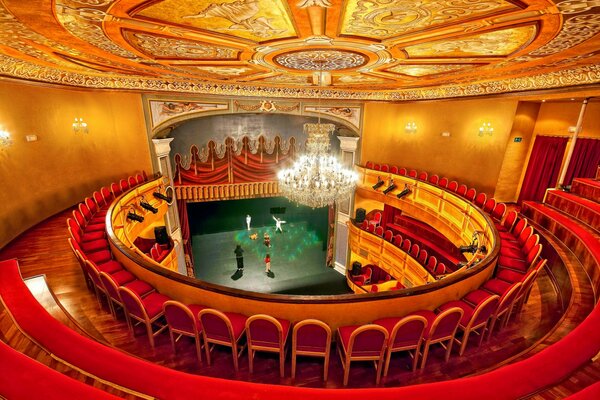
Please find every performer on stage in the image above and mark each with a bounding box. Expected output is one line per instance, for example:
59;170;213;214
234;244;244;271
273;216;286;233
264;253;271;274
246;214;251;230
263;232;271;247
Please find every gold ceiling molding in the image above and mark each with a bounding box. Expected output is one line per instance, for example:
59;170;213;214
149;100;229;129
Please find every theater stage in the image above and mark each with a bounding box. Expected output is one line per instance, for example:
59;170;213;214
188;198;352;295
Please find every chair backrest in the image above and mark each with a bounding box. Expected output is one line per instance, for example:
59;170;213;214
429;307;463;340
135;174;145;185
389;315;428;349
163;301;198;335
408;169;418;178
447;181;459;192
417;249;428;265
417;171;428;181
503;210;518;231
83;260;103;288
380;164;389;172
346;324;389;357
293;319;331;353
198;309;234;342
517;259;546;300
373;212;382;223
142;170;149;181
457;184;468;197
483;198;496;213
465;188;477;201
398;167;407;176
66;218;81;237
111;182;122;197
525;243;542;265
85;197;99;215
100;187;113;204
72;209;87;229
67;226;83;245
518;226;534;246
492;202;507;222
374;225;384;237
393;234;402;246
128;176;137;187
390;165;399;174
360;220;368;230
365;161;374;169
79;203;94;223
118;286;147;320
474;192;487;208
401;239;411;252
498;282;523;313
374;163;381;171
119;179;129;192
93;191;106;208
362;267;372;283
522;234;540;254
370;285;379;293
468;295;500;328
384;230;393;242
410;243;420;258
98;271;121;302
513;218;528;237
428;175;439;185
426;256;437;273
366;224;374;233
435;262;447;275
438;177;449;188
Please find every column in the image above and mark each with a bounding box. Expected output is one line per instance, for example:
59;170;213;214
152;138;188;275
333;136;360;275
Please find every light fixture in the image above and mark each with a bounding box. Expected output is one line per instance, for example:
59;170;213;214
478;122;494;136
277;59;358;209
72;118;88;134
0;128;12;148
405;122;417;134
126;206;144;222
139;196;158;214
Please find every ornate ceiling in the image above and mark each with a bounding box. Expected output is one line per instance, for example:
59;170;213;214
1;0;600;100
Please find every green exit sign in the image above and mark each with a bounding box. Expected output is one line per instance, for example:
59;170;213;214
514;137;523;142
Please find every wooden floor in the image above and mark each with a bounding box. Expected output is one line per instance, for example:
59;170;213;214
0;207;598;397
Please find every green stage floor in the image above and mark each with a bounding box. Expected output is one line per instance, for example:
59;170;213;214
192;222;352;295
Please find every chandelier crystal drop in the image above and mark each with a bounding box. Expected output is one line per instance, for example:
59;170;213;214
278;122;358;208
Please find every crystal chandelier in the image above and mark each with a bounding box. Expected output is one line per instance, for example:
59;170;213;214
277;89;357;208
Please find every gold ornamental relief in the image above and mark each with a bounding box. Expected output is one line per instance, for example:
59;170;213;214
404;25;537;58
137;0;297;42
340;0;516;40
388;64;477;77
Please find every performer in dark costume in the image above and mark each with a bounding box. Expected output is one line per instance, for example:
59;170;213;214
234;244;244;270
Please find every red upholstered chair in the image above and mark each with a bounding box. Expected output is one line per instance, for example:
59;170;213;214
135;174;145;184
119;178;129;192
380;164;389;172
434;262;447;276
142;170;149;181
98;270;154;318
491;202;507;222
374;163;381;171
360;220;368;230
69;238;114;270
163;301;206;364
428;174;439;185
447;181;459;192
374;225;384;237
502;226;534;250
410;243;420;259
509;259;546;319
92;191;107;210
418;307;463;368
198;308;248;372
365;161;374;169
438;295;499;356
474;192;487;208
353;266;372;286
488;282;522;336
118;286;171;348
369;211;382;229
417;249;428;265
110;182;122;197
500;217;527;241
464;188;477;202
85;197;107;218
425;256;437;274
501;233;538;261
100;186;114;205
408;169;418;178
370;285;379;293
80;258;111;307
374;314;428;374
498;209;518;232
390;165;399;174
128;176;137;187
366;223;375;233
438;177;449;188
67;218;104;244
393;234;403;246
292;319;332;381
336;324;389;386
417;171;428;181
483;198;496;214
457;184;468;197
383;229;393;242
246;314;291;377
498;243;542;275
79;202;106;227
401;239;411;252
398;167;408;176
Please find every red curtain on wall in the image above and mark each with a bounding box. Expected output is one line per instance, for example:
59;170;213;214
381;204;402;229
563;138;600;186
518;136;568;203
177;199;194;271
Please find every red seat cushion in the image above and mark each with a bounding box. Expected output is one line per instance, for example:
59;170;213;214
410;310;436;337
81;239;109;253
81;231;105;243
96;260;123;275
188;304;208;331
125;280;155;298
483;279;512;295
85;250;112;265
463;289;493;307
499;231;518;240
83;223;105;233
108;269;135;285
374;316;425;348
500;247;526;259
438;300;473;327
224;312;248;341
142;293;171;319
496;269;526;283
498;258;529;272
338;325;386;357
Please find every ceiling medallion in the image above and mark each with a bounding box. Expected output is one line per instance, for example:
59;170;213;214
273;49;367;71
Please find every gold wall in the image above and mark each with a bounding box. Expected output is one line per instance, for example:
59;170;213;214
0;81;151;248
361;99;519;195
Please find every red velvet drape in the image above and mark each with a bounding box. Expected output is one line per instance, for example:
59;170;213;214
518;136;568;203
177;199;194;270
381;204;401;229
563;138;600;186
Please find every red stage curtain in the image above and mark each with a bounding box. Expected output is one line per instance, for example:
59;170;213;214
518;136;568;203
381;204;401;228
177;199;194;270
563;138;600;186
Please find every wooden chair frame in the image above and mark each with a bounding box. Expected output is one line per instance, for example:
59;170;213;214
336;324;389;386
488;283;522;338
383;315;428;376
420;307;464;369
453;295;499;356
291;319;332;381
118;286;168;349
198;308;247;372
163;300;203;365
246;314;289;378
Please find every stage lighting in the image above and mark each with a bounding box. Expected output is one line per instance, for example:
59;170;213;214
396;184;411;199
383;179;396;195
372;176;384;190
153;191;172;203
127;211;144;222
140;197;158;214
459;244;478;254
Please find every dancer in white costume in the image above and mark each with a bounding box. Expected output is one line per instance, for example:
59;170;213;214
273;216;286;233
246;214;251;230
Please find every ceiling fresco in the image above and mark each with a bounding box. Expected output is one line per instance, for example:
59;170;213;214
0;0;600;100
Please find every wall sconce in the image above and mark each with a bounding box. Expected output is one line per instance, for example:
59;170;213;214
478;122;494;136
72;118;88;134
0;129;12;148
405;121;417;134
